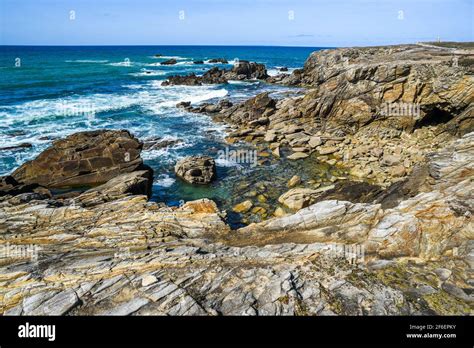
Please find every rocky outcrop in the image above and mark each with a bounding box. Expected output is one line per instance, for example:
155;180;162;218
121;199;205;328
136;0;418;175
272;44;474;136
232;60;268;80
212;92;276;125
174;156;216;185
162;61;268;86
191;44;474;187
11;130;151;189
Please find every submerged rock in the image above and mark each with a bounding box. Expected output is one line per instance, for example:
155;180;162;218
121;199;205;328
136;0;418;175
278;188;320;211
287;152;309;160
174;156;216;185
287;175;301;188
232;200;253;213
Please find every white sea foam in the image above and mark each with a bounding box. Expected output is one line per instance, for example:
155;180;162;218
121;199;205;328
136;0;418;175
123;84;145;89
227;80;259;85
267;67;298;77
129;69;166;77
0;94;139;126
154;174;176;187
174;61;195;66
1;84;229;128
109;61;147;67
141;148;169;160
215;158;242;168
65;59;109;63
109;61;133;67
152;56;188;60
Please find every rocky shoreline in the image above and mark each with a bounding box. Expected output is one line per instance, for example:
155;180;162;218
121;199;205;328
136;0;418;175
0;43;472;315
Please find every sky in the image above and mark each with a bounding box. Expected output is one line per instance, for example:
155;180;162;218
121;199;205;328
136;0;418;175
0;0;472;46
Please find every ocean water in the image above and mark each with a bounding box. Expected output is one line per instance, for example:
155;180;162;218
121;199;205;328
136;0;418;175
0;45;329;224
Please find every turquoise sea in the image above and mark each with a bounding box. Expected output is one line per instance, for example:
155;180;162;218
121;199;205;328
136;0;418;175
0;45;329;224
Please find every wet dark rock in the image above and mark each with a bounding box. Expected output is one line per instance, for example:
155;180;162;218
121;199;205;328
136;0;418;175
6;130;27;137
232;60;268;80
0;175;51;198
208;58;228;64
0;143;32;151
317;181;384;204
162;73;202;86
375;164;430;209
161;59;177;65
162;62;268;86
176;101;191;109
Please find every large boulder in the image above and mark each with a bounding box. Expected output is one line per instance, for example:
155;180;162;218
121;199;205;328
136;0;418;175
12;130;150;188
175;156;216;185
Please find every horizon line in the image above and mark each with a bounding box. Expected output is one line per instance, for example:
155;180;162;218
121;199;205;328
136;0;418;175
0;44;334;48
1;40;472;48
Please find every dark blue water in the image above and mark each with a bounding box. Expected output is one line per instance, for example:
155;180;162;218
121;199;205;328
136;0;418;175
0;45;326;217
